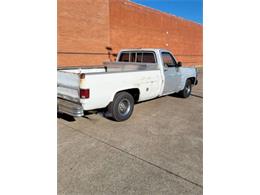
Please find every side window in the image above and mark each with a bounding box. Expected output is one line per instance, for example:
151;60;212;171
119;52;130;62
142;52;156;63
162;52;177;67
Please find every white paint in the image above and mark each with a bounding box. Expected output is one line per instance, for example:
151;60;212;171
57;49;197;111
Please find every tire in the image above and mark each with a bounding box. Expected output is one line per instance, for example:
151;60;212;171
179;79;192;98
107;91;134;121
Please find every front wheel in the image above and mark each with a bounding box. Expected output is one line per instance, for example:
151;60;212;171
106;91;134;121
179;79;192;98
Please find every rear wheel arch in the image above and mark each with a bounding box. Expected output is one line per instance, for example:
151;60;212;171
111;88;140;103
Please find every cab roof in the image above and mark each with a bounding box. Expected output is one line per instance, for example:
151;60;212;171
119;48;171;53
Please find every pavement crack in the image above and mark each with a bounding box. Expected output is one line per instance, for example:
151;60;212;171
191;94;203;99
61;123;203;189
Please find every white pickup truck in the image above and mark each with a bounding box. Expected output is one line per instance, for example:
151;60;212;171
58;48;198;121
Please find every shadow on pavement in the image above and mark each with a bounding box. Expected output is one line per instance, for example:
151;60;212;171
57;113;76;122
57;111;96;122
169;93;203;99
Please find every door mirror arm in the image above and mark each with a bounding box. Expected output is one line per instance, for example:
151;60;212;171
176;61;182;67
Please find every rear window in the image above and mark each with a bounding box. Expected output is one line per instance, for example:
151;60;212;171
118;51;156;63
136;53;142;62
142;53;156;63
130;52;136;62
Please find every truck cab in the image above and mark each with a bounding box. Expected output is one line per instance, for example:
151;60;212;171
116;48;198;96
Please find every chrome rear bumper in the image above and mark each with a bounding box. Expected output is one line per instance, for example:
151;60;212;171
57;98;84;117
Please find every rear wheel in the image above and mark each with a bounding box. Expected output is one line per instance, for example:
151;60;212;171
179;79;192;98
107;92;134;121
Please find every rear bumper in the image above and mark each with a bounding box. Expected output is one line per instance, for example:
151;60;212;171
57;98;84;117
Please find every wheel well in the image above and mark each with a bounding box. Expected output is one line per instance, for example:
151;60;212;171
188;77;196;85
117;88;140;102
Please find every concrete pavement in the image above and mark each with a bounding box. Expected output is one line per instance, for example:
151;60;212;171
58;70;203;195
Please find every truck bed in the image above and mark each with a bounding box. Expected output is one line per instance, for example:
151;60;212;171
57;62;161;105
58;62;159;74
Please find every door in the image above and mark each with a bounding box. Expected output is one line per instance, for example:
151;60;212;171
161;52;182;94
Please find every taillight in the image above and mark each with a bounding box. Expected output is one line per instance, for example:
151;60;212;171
80;73;85;79
80;89;90;99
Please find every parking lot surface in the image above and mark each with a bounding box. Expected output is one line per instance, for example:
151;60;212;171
58;70;203;195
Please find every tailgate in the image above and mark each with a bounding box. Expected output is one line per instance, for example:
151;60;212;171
57;71;80;102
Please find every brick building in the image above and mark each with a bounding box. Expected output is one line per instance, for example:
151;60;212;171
58;0;203;67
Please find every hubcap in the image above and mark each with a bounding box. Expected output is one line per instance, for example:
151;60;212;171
118;98;131;116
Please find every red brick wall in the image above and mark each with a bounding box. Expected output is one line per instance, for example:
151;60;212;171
58;0;111;66
109;0;202;66
58;0;203;67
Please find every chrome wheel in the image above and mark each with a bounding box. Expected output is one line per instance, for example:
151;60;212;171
118;98;131;116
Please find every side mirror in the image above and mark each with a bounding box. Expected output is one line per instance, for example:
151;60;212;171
177;61;182;67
